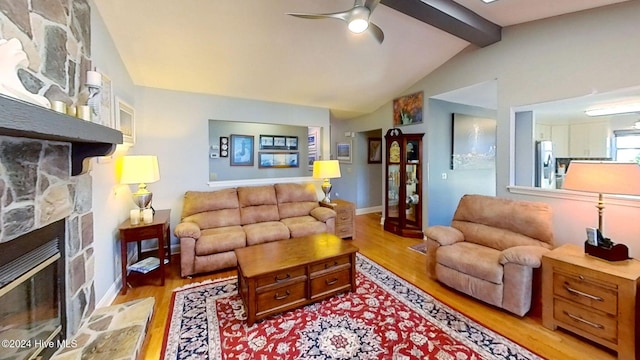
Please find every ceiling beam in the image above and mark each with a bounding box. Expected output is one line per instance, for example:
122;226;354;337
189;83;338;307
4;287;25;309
381;0;501;47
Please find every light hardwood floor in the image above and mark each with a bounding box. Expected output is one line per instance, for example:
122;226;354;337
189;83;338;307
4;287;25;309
114;213;617;360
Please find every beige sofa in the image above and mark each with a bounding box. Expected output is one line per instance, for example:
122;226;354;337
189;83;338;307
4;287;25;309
175;183;336;277
425;194;554;316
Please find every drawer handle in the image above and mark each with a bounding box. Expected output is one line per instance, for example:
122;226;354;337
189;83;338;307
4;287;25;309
325;261;339;269
563;283;603;301
564;311;604;329
274;290;290;300
274;273;290;282
325;277;339;285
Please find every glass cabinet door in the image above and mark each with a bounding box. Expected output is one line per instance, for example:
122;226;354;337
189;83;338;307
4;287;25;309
387;164;400;218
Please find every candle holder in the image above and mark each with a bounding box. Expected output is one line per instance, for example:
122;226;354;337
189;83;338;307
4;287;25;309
85;70;102;124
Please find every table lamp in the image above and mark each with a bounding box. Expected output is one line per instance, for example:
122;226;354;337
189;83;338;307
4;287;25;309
120;155;160;210
563;161;640;260
313;160;342;203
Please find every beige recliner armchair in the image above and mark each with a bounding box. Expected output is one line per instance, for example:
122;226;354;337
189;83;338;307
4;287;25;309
425;194;554;316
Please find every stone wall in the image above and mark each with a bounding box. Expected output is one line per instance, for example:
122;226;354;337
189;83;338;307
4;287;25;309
0;0;92;107
0;0;96;336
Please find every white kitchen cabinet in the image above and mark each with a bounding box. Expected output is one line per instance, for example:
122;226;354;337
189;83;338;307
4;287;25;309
535;123;551;141
569;122;610;157
551;124;569;157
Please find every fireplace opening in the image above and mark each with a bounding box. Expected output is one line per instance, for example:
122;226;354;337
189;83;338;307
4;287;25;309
0;220;66;360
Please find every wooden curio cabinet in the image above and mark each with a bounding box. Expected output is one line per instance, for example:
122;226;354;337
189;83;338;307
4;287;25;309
384;128;424;238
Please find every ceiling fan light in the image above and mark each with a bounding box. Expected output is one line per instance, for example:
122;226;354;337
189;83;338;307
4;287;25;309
348;19;369;33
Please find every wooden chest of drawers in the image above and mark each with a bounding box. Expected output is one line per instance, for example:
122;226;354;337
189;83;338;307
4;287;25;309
321;199;356;239
235;233;358;326
542;244;640;360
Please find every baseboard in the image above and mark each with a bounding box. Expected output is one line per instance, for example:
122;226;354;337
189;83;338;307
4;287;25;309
356;205;382;215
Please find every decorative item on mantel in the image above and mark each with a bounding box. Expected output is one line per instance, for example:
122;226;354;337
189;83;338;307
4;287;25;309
86;70;102;123
0;37;51;108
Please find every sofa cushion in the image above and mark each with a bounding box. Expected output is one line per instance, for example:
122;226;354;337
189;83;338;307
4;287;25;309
280;216;328;238
451;221;553;252
437;242;503;284
452;194;554;245
243;221;290;246
238;185;280;224
181;189;241;228
182;189;240;218
275;183;320;218
195;226;246;256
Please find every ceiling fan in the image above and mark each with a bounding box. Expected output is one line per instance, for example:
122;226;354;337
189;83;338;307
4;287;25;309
286;0;384;44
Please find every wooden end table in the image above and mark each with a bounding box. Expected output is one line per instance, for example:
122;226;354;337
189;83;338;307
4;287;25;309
320;199;356;239
542;244;640;360
118;209;171;295
235;233;359;326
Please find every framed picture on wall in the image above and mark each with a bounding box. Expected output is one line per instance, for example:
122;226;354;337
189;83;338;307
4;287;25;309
368;137;382;163
337;141;352;163
230;134;254;166
116;97;135;145
259;152;299;168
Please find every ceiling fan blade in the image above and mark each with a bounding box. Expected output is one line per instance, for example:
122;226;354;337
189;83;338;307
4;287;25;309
364;0;382;13
368;22;384;44
287;10;350;22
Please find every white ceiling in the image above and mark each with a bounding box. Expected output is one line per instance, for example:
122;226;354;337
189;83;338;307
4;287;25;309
93;0;629;119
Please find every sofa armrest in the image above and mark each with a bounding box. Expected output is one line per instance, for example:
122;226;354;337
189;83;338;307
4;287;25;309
310;207;337;222
499;246;551;268
425;225;464;246
175;221;201;239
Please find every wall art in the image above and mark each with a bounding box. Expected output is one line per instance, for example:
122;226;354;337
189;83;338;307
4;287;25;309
258;152;299;168
393;91;423;126
451;113;496;170
337;141;352;163
230;134;254;166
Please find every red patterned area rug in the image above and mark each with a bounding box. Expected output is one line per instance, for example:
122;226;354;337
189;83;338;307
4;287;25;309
162;254;543;359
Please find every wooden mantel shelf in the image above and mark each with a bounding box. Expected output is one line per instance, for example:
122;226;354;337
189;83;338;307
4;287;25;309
0;94;122;175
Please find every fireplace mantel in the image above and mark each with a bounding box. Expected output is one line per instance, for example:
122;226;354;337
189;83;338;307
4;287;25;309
0;94;122;175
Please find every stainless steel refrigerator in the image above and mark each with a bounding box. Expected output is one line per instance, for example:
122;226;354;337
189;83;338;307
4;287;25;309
535;141;555;188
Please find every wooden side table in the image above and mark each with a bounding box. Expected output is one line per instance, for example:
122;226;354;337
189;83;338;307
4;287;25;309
542;244;640;360
320;199;356;239
118;209;171;295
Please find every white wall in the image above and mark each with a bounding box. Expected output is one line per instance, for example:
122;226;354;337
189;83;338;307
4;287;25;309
344;1;640;257
89;0;138;305
131;86;331;244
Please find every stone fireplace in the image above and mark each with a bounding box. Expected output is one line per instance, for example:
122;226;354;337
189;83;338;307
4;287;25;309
0;95;121;358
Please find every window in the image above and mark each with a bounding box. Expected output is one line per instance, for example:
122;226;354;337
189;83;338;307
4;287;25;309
613;130;640;163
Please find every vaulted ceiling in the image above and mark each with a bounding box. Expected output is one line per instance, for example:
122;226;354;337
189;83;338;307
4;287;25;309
93;0;629;119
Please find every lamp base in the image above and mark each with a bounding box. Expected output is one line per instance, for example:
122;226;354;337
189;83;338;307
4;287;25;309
584;241;629;261
321;180;332;204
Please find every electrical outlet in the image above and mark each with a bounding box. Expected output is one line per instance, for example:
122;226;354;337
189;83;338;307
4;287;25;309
441;172;448;180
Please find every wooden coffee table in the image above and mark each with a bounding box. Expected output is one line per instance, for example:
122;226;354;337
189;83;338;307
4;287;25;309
235;233;359;326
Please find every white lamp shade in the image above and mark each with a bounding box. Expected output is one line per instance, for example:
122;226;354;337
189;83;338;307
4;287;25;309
120;155;160;184
313;160;341;179
563;161;640;195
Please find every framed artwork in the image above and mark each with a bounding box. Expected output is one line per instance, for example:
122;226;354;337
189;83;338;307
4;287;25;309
230;134;254;166
260;135;298;150
393;91;423;126
337;141;352;163
286;136;298;150
451;113;496;170
368;137;382;163
97;69;114;128
258;152;299;168
308;151;317;170
308;131;317;150
116;97;135;145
